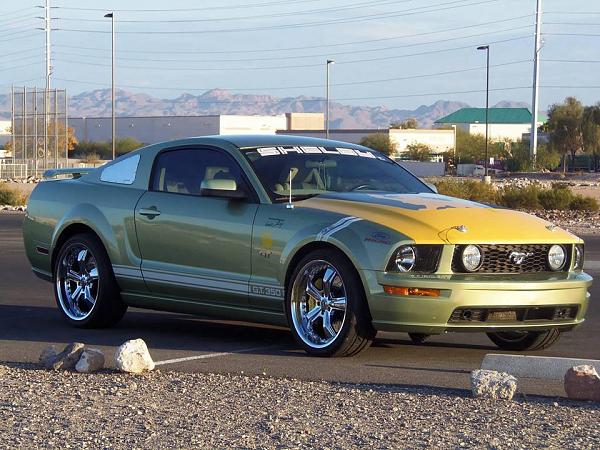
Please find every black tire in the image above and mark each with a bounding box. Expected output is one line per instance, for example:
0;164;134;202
286;248;376;357
486;329;561;351
53;232;127;328
408;333;430;345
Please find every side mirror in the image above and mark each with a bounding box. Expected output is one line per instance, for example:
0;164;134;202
200;179;247;199
425;182;438;194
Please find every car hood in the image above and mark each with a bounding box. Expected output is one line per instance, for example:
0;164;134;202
298;192;581;244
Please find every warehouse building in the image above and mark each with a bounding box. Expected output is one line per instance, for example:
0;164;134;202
434;107;546;142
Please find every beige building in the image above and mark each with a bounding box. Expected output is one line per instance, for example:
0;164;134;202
389;128;454;154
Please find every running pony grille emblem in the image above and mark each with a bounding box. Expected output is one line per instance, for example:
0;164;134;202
508;251;532;265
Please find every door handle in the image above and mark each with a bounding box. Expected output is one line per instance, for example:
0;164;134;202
138;207;161;218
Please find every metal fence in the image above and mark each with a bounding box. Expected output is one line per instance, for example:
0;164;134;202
10;86;68;174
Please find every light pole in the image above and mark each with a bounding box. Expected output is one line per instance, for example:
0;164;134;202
105;12;116;160
477;45;490;181
325;59;334;139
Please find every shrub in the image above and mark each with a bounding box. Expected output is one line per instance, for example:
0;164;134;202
538;187;574;210
434;179;498;204
569;195;599;211
0;183;26;206
500;185;542;210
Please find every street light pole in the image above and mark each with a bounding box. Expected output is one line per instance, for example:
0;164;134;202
325;59;334;139
105;12;116;160
477;45;490;181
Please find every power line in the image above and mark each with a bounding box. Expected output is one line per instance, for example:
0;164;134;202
52;0;503;35
53;35;531;72
53;60;529;93
53;0;414;24
53;25;532;64
544;22;600;26
51;14;532;55
52;0;325;13
542;59;600;63
543;32;600;37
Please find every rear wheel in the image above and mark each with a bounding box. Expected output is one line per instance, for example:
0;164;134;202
486;329;561;351
53;233;126;328
286;248;375;357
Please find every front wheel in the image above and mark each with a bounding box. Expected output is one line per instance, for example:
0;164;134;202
286;249;375;357
486;329;561;351
53;232;127;328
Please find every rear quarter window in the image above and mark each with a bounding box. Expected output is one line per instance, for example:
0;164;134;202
100;154;140;185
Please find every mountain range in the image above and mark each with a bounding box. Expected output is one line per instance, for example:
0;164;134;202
0;88;529;129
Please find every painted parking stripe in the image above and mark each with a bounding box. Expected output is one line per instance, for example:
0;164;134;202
154;344;280;366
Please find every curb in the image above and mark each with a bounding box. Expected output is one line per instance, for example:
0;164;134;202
481;354;600;380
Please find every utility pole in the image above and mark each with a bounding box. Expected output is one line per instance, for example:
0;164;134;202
44;0;51;170
477;45;490;182
530;0;543;166
105;12;116;160
325;59;334;139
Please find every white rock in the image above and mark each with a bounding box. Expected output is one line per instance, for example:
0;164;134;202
471;369;517;400
114;339;155;374
76;348;105;373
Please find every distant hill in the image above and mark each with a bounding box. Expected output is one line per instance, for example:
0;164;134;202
0;88;531;129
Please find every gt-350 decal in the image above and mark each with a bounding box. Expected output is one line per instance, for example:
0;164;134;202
255;146;386;160
317;216;362;242
250;284;284;299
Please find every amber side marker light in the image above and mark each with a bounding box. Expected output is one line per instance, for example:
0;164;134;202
383;286;440;297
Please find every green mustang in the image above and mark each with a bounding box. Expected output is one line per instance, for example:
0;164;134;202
23;135;592;356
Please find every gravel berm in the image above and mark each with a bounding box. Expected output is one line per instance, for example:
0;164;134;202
1;364;598;449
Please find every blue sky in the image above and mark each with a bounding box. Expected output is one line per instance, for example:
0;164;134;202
1;0;599;111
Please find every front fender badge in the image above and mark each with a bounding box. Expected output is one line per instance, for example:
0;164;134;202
546;224;557;231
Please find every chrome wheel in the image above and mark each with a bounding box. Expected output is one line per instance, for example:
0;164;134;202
55;243;99;321
290;260;348;349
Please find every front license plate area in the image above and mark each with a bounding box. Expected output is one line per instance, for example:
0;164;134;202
487;310;518;322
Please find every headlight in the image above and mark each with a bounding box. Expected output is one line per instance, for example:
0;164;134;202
574;244;584;270
461;244;483;272
395;245;416;272
548;244;566;271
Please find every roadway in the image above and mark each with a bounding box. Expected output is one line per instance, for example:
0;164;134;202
1;212;598;397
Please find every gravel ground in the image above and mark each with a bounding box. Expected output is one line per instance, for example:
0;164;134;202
1;364;598;449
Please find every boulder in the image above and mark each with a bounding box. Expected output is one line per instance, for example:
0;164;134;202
51;343;86;371
471;369;518;400
114;339;155;374
75;348;105;373
39;346;58;369
564;365;600;402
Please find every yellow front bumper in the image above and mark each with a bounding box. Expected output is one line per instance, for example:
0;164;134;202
362;270;592;334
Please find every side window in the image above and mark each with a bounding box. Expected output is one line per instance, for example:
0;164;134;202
151;148;245;196
100;154;140;185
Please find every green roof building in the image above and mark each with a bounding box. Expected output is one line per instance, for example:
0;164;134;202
435;107;546;142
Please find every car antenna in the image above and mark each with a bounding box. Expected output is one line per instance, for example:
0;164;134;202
286;168;294;209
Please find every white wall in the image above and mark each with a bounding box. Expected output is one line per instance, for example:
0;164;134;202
469;123;531;142
219;115;286;135
389;129;454;154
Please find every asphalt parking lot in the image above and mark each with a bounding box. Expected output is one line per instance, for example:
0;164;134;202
1;212;598;397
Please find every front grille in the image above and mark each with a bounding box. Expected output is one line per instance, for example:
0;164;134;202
449;306;578;323
452;244;570;274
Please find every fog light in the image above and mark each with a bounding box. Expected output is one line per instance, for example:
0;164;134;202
461;244;483;272
548;244;566;271
383;286;440;297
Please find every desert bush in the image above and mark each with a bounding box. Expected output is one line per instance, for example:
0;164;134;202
500;185;542;210
0;183;27;205
434;179;498;204
569;195;599;211
538;186;574;210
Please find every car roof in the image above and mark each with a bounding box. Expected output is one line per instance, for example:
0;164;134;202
169;134;371;151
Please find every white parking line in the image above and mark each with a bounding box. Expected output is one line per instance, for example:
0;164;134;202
153;345;279;366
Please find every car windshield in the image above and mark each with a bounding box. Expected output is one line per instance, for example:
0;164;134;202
242;145;432;201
